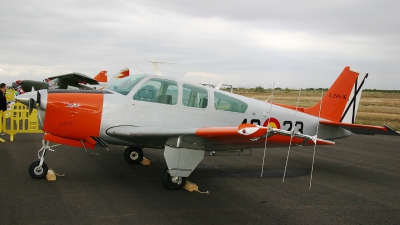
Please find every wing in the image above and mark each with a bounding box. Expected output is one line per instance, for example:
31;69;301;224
320;120;399;136
47;72;100;89
106;124;335;151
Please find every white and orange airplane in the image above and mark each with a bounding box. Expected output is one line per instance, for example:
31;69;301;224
16;66;398;190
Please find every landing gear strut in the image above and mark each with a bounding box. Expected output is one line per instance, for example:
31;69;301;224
162;168;186;190
28;140;58;179
124;146;143;164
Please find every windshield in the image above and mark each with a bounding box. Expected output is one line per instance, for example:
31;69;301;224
103;74;147;95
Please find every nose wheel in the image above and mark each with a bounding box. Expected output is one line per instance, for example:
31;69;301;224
124;147;143;164
162;168;186;190
29;161;48;179
28;140;57;179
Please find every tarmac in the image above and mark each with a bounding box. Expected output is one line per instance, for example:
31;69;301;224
0;133;399;225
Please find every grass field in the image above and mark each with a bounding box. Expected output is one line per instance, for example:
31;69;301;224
231;89;400;131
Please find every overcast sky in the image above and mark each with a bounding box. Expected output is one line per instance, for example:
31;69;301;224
1;0;399;89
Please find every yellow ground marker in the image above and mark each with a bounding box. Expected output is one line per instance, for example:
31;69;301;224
46;169;57;181
184;181;209;194
46;169;66;181
141;157;151;165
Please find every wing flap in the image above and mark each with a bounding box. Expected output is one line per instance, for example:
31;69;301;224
320;120;399;136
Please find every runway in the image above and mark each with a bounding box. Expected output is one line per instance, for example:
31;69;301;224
0;133;399;224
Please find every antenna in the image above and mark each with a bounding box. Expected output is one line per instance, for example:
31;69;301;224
261;82;275;177
149;60;176;76
215;77;228;89
309;90;324;189
282;89;301;183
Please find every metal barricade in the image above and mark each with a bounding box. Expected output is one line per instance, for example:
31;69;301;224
1;102;43;142
0;110;5;142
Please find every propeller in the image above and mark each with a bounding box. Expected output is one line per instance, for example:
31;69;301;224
36;91;41;107
28;98;35;115
27;91;41;115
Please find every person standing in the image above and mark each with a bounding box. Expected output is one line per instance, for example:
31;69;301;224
0;83;10;135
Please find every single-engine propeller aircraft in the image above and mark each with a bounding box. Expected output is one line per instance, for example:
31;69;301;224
16;68;129;92
16;66;399;190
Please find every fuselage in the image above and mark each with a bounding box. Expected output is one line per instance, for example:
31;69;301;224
17;74;351;149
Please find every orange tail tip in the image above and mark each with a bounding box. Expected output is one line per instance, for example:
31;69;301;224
116;68;129;79
94;70;107;82
304;66;366;122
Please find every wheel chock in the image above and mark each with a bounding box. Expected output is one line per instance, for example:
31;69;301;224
46;169;56;181
184;181;209;194
141;157;151;165
46;168;66;181
0;138;5;143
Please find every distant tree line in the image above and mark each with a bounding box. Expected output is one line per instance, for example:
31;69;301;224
222;87;399;93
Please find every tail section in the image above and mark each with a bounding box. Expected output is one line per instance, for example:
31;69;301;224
110;68;130;82
94;70;108;82
304;66;368;123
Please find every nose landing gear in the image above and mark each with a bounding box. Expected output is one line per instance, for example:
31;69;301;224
28;140;58;179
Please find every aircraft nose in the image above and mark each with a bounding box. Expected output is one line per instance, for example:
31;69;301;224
15;91;37;106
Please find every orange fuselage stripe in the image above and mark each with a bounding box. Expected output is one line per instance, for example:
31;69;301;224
195;127;334;146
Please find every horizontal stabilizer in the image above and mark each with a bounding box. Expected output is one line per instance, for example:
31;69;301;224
320;121;399;136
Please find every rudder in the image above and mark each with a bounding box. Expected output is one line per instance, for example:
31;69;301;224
94;70;108;82
304;66;367;122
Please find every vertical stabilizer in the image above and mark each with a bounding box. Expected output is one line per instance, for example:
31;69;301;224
305;67;367;123
94;70;107;82
110;68;130;82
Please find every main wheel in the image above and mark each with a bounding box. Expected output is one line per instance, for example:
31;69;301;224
124;147;143;164
162;168;186;190
29;161;48;179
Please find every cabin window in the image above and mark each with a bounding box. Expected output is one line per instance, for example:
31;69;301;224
104;74;147;95
214;91;248;113
182;84;208;108
133;78;178;105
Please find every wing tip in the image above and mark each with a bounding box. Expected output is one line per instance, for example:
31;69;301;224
383;125;400;136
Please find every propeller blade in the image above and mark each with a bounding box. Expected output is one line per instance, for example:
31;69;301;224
28;98;34;115
36;91;41;107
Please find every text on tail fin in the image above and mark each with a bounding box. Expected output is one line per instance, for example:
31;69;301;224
304;66;366;122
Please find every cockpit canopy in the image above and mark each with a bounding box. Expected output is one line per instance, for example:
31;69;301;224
104;74;248;113
103;74;147;95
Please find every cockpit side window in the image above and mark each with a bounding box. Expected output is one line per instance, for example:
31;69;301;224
182;84;208;109
103;74;147;95
214;91;248;113
133;78;178;105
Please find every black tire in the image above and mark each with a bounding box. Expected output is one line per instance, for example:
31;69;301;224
124;147;143;164
29;161;48;179
162;168;186;190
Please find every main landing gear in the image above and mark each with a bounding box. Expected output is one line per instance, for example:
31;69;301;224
123;146;143;164
162;168;186;190
123;146;186;190
28;140;58;179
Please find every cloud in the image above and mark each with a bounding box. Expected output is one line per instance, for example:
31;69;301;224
0;0;399;89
